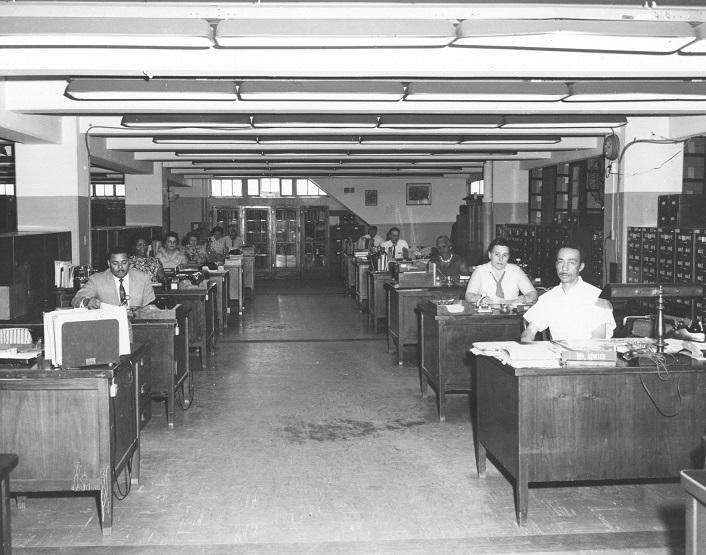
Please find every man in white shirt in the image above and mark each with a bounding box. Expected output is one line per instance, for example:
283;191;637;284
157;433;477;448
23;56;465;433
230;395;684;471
465;238;537;305
380;227;409;260
520;245;615;342
359;226;384;252
71;247;156;309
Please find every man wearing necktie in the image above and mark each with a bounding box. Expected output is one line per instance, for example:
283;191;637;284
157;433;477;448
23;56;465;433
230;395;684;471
465;238;538;305
71;246;156;309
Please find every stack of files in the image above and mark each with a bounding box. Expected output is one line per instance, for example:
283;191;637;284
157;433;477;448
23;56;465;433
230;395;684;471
54;260;73;288
43;306;130;367
472;341;562;368
553;339;618;366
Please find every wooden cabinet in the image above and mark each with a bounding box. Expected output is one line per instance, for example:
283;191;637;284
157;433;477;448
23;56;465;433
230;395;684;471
0;346;148;535
366;270;392;332
418;302;521;421
132;306;189;428
0;453;18;554
354;260;369;307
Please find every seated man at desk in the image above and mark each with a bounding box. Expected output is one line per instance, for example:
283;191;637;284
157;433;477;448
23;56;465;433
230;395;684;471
520;245;615;342
71;246;156;309
380;227;409;260
360;226;384;252
465;238;537;305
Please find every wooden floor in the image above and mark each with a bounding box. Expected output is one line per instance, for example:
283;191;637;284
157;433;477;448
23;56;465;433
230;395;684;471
12;280;687;554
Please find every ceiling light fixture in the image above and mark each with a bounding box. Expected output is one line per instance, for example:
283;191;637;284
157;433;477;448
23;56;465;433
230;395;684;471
405;81;569;102
215;19;455;48
680;22;706;54
66;79;238;101
0;17;213;48
153;135;257;144
239;80;404;101
122;114;251;128
252;114;379;128
458;135;560;145
501;115;627;128
565;81;706;102
378;114;502;128
453;19;695;53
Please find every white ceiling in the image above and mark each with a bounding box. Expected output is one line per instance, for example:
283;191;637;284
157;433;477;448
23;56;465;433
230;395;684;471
2;1;706;178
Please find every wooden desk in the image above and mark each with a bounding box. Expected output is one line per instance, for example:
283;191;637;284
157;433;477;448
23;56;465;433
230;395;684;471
0;345;149;536
242;255;255;295
224;262;244;314
418;302;521;422
206;270;231;331
344;255;356;295
682;470;706;555
0;453;18;555
158;282;216;369
475;354;706;526
367;270;392;333
385;284;465;365
132;306;190;428
354;260;369;308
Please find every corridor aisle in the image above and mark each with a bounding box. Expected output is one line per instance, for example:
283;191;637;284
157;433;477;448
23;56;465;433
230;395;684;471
12;281;685;553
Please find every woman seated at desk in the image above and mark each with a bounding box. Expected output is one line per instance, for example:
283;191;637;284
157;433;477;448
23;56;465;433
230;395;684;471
207;226;229;264
128;236;164;283
156;231;187;270
428;235;467;281
182;232;207;267
465;238;537;305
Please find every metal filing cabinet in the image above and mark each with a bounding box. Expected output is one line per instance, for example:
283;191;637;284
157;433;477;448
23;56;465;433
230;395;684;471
641;228;659;283
695;230;706;315
627;226;643;283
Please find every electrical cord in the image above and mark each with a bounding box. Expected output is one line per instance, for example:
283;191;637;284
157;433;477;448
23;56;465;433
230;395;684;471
634;349;683;418
112;459;132;500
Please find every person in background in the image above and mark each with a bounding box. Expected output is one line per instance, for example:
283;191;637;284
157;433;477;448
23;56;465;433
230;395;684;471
128;236;164;283
225;228;244;252
520;245;615;342
380;227;409;260
465;238;537;305
183;231;207;267
360;225;384;252
72;245;156;309
207;226;229;264
428;235;467;280
156;231;187;270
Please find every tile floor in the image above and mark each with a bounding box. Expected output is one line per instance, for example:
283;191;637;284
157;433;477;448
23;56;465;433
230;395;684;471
10;280;687;554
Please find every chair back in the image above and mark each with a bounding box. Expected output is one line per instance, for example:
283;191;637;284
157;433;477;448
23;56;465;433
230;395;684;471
0;327;33;345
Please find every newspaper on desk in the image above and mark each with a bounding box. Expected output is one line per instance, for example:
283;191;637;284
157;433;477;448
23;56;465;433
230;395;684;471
43;305;130;366
471;341;563;368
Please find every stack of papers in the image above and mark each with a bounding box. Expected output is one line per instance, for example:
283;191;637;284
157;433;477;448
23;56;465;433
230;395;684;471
54;260;73;288
472;341;563;368
43;305;130;367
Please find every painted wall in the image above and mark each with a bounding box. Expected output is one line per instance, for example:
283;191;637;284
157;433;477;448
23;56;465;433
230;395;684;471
315;176;472;247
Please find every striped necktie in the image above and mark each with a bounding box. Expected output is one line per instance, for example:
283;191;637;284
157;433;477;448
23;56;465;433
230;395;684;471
492;272;505;299
119;278;127;305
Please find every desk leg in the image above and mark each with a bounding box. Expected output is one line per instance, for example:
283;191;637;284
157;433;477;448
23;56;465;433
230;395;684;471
476;441;487;478
419;369;429;399
437;388;446;423
1;473;11;554
396;341;403;366
131;444;141;486
514;461;529;527
100;465;113;536
168;360;176;428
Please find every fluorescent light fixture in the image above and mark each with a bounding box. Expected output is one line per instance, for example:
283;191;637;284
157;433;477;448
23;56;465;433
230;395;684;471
239;80;404;101
0;17;213;48
257;135;361;145
566;81;706;102
501;115;627;129
378;114;502;128
360;135;460;144
252;114;378;128
66;80;238;101
453;19;695;53
216;19;455;48
122;114;251;128
458;135;560;145
406;81;569;102
681;23;706;54
153;135;257;144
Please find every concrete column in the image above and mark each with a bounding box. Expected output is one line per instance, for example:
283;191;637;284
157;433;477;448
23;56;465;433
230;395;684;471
607;117;684;280
481;162;495;249
15;116;90;264
492;161;528;226
124;163;165;227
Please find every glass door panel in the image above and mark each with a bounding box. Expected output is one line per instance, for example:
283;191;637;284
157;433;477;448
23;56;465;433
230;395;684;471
274;208;299;277
301;206;329;278
245;207;270;276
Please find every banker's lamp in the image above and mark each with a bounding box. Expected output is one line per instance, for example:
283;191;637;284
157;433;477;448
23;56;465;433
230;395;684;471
601;283;704;353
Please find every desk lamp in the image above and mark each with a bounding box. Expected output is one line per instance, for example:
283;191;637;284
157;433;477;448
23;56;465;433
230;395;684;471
601;283;704;353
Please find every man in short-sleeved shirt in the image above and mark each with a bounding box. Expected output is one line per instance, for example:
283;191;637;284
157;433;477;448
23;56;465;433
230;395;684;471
521;246;615;342
465;238;537;305
380;227;409;260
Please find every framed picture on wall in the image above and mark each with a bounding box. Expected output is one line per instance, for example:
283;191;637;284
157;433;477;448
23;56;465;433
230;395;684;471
406;183;432;205
364;189;378;206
